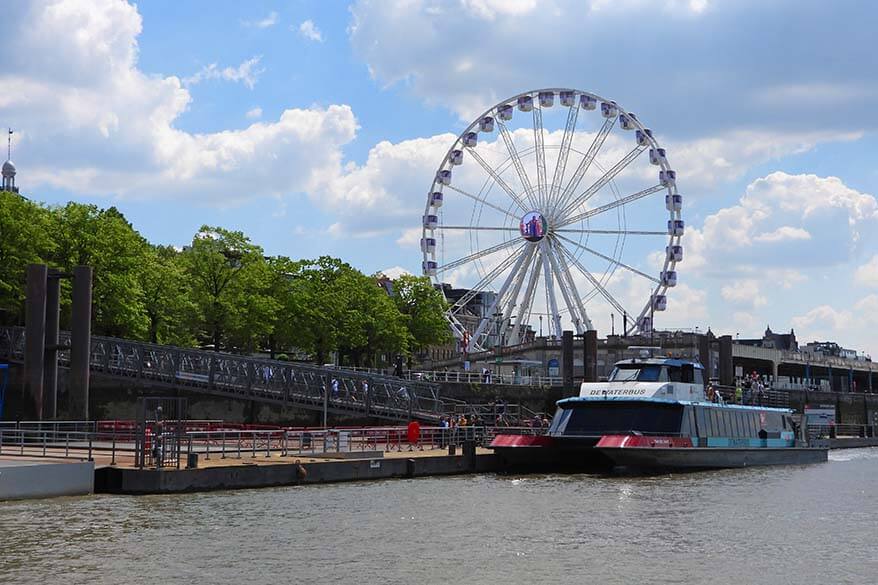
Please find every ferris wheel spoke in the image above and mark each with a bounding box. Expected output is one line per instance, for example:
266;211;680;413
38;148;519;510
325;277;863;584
444;184;520;221
497;119;538;209
555;233;660;284
545;241;587;333
554;228;666;236
533;104;548;211
559;183;665;227
449;244;526;314
550;117;615;221
436;239;521;274
466;147;531;213
555;240;631;319
552;242;594;330
437;225;518;231
509;249;542;345
557;145;648;221
549;104;580;208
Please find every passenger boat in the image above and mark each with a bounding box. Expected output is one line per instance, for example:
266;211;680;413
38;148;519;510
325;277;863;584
491;355;828;472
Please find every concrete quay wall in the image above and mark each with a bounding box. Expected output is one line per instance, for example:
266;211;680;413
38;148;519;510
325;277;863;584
95;453;501;495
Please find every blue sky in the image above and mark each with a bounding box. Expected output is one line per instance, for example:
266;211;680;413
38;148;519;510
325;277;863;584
3;0;878;354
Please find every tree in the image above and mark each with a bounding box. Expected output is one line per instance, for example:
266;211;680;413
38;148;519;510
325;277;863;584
0;192;55;324
335;269;409;367
50;203;150;338
390;274;452;353
182;226;265;351
139;245;195;345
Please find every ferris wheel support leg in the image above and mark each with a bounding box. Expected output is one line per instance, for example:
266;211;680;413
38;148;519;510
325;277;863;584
540;241;563;339
546;242;587;334
509;249;542;346
497;245;536;341
553;244;593;331
468;248;531;352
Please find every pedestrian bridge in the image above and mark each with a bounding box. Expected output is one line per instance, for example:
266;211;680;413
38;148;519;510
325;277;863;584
0;326;444;423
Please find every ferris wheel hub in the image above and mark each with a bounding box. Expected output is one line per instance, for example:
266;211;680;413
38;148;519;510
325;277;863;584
519;210;548;242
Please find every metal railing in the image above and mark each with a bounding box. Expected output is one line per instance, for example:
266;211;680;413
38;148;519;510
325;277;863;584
332;366;564;387
807;424;877;439
0;326;443;422
714;385;791;408
0;422;548;467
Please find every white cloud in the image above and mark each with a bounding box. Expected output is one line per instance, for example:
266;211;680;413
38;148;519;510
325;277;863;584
348;0;878;138
721;280;767;308
461;0;538;19
791;294;878;356
245;107;263;120
379;266;413;279
298;20;323;42
183;56;265;90
683;172;878;276
854;255;878;287
0;0;356;205
241;11;278;29
753;226;811;243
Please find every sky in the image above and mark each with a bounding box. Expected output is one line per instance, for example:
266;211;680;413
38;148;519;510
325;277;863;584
2;0;878;355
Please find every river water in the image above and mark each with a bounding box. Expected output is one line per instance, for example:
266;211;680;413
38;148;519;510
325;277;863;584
2;449;877;585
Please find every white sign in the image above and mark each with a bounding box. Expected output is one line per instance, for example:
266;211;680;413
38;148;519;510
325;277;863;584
804;406;835;425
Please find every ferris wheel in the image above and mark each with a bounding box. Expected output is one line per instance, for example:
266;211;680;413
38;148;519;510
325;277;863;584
421;88;683;352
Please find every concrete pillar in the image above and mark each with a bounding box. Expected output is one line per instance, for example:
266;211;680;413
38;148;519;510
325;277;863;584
772;360;779;384
44;273;61;419
69;266;93;420
24;264;48;420
718;335;733;386
561;330;574;389
584;330;598;383
698;334;710;384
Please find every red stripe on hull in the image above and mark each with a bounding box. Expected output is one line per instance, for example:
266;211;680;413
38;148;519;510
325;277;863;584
596;434;693;448
490;434;554;448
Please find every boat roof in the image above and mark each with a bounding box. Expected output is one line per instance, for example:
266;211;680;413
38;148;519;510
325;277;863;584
612;357;704;369
558;395;792;413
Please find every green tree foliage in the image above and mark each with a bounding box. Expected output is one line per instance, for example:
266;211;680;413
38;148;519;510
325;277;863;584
0;196;453;363
390;274;452;352
139;245;195;346
50;203;150;338
0;192;55;323
182;226;266;351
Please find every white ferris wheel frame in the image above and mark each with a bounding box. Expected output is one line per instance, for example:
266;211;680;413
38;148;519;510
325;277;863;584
421;88;683;352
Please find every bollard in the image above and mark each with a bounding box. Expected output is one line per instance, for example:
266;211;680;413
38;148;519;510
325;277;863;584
406;458;416;478
462;440;476;470
187;452;199;469
448;443;456;456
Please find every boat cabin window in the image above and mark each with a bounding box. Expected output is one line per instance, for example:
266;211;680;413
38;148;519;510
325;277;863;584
666;364;703;384
608;364;668;382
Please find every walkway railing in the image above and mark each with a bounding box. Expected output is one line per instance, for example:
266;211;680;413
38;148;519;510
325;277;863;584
332;366;563;387
0;326;443;422
0;422;547;468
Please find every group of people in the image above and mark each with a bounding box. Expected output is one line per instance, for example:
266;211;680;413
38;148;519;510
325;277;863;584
734;372;768;405
328;378;370;403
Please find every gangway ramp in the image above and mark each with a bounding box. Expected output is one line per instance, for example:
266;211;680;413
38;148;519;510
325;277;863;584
0;326;443;423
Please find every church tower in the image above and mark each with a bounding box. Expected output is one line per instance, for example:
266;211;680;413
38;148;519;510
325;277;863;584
2;128;18;193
